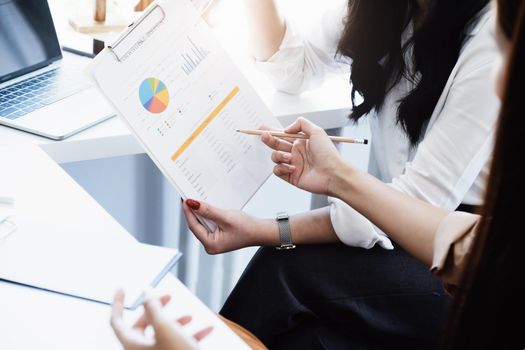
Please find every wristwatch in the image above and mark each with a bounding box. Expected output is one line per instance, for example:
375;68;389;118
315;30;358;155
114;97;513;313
275;212;296;250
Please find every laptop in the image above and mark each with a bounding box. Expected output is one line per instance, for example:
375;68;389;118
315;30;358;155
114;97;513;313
0;0;115;140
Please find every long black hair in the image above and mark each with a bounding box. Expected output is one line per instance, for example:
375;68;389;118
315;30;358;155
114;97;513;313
442;0;525;348
337;0;490;145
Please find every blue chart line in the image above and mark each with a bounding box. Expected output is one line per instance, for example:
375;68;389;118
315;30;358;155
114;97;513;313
180;36;210;75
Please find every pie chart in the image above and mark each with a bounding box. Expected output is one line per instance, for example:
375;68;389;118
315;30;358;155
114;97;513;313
139;78;169;114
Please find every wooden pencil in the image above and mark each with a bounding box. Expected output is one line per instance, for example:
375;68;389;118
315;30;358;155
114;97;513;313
236;129;368;145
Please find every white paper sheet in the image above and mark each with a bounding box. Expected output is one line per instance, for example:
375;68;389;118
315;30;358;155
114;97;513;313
89;0;281;220
0;216;180;309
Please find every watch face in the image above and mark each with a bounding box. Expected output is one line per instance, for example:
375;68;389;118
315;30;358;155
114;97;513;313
276;212;289;220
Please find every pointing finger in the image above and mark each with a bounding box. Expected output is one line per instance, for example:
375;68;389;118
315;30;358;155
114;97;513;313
285;117;324;137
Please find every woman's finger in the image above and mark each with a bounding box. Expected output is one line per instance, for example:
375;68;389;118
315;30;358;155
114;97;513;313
271;151;292;164
261;132;293;152
142;292;168;327
285;117;324;136
111;289;125;321
183;202;213;244
193;326;214;341
186;199;229;224
176;315;193;326
132;294;171;330
110;290;150;350
273;163;295;177
110;289;127;342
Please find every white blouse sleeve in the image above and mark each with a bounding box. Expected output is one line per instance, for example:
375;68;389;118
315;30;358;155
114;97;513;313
254;0;348;94
328;15;500;249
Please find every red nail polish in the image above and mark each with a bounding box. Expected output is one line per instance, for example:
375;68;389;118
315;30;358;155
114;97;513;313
194;326;214;341
177;315;193;326
186;199;201;210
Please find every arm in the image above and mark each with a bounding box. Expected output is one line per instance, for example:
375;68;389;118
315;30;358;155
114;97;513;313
289;207;339;244
330;161;448;266
243;0;286;61
266;117;449;266
246;0;348;93
182;202;339;255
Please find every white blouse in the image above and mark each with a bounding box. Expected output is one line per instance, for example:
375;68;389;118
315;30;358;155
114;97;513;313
256;1;500;249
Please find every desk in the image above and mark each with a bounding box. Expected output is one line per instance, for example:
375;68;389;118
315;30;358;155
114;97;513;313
0;3;353;349
0;147;243;350
0;146;143;349
0;77;351;350
0;271;182;350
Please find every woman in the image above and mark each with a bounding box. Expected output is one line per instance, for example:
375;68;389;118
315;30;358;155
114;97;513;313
204;1;498;348
110;1;499;348
252;1;525;346
110;0;525;347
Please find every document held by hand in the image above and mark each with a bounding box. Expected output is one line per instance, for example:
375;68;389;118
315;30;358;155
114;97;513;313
88;0;281;227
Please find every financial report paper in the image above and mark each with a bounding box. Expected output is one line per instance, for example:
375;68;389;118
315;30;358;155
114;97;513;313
90;0;281;215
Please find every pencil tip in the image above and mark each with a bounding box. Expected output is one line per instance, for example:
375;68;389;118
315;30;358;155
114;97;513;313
235;129;240;132
364;139;368;145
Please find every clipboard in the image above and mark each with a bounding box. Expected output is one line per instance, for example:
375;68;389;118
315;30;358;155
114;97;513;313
108;4;166;62
93;3;219;233
88;0;282;235
107;0;214;62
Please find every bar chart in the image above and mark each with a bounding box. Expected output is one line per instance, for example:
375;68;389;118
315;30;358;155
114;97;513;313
180;36;210;75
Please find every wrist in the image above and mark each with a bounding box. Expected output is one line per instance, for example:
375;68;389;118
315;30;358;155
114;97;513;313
327;158;355;198
252;218;280;247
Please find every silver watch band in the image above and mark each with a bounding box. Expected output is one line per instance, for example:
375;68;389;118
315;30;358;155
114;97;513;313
275;212;295;250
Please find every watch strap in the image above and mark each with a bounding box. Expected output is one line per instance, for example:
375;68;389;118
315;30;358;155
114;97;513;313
276;212;295;250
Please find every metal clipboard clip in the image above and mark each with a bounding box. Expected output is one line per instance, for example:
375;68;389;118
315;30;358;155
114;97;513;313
108;4;166;62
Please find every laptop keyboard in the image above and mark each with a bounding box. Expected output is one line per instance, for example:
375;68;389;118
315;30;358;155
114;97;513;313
0;68;91;120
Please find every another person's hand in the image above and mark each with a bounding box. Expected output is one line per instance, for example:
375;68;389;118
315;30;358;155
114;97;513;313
110;290;213;350
262;117;345;196
182;199;277;254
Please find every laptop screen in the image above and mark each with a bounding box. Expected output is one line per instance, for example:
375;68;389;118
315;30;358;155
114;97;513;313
0;0;62;84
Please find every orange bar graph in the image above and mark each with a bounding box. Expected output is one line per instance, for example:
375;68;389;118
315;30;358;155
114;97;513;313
171;86;240;161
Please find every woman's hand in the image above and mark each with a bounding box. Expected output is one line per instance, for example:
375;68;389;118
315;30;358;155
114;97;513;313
182;199;278;254
110;290;213;350
262;117;346;196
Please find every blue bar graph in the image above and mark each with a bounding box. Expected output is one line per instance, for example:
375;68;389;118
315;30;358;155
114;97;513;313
180;36;210;75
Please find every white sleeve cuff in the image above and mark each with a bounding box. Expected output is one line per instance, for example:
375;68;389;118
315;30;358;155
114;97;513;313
328;197;394;250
